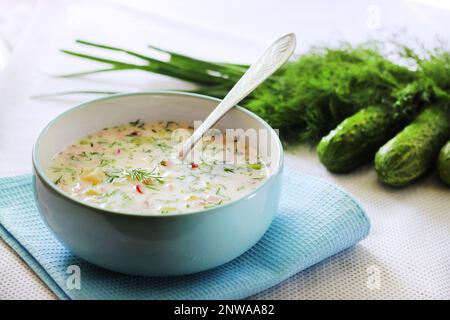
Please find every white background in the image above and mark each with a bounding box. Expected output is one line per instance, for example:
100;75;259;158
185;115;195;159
0;0;449;299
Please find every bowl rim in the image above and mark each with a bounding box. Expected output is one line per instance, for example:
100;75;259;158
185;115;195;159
32;90;284;218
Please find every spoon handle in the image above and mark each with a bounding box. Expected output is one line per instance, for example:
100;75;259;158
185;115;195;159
179;33;296;159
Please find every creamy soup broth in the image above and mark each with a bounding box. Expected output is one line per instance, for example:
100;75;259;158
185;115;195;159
47;120;269;214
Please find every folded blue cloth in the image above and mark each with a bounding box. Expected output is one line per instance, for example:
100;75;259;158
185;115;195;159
0;167;369;300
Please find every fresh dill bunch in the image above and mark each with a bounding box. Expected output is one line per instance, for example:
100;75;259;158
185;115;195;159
246;45;417;142
416;50;450;112
391;78;435;120
390;47;450;121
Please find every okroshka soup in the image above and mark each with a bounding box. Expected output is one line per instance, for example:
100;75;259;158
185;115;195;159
46;119;274;215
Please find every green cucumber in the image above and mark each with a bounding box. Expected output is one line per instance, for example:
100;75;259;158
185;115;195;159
375;107;450;187
317;106;399;172
437;140;450;186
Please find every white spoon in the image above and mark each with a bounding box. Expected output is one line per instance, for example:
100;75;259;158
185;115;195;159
178;33;296;160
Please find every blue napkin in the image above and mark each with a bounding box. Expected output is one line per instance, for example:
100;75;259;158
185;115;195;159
0;167;369;300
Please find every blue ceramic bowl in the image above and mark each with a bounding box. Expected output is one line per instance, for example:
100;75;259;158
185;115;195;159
32;91;283;276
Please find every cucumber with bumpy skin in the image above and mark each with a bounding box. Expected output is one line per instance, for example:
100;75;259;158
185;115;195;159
437;140;450;186
317;106;399;172
375;107;450;187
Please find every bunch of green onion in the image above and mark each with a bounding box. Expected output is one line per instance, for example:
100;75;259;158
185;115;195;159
55;39;450;144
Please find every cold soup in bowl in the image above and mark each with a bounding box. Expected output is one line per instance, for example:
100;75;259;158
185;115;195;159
33;92;283;276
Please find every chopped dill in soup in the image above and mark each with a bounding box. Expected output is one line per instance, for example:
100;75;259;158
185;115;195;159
47;120;269;214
